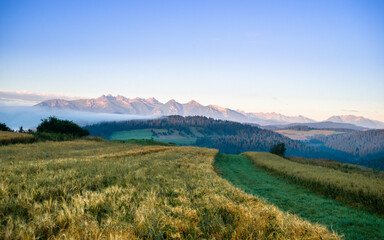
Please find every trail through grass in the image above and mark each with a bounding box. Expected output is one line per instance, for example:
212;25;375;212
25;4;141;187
215;153;384;240
0;140;339;239
244;152;384;215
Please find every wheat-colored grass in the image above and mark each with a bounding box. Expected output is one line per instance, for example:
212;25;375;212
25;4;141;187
0;140;340;239
0;131;35;145
244;152;384;215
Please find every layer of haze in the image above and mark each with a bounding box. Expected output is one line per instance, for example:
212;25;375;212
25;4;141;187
1;0;383;121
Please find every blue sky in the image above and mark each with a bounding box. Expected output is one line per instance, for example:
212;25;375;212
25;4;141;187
1;0;383;121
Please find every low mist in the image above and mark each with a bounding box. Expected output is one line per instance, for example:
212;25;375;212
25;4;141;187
0;106;154;130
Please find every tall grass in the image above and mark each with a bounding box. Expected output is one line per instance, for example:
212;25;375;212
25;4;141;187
215;153;384;240
0;131;35;145
244;152;384;215
0;140;339;239
288;156;384;178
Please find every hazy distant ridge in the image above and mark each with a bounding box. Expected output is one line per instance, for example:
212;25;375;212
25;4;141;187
35;94;315;125
327;115;384;129
36;94;384;128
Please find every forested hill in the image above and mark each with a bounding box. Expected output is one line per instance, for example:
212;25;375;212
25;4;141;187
85;116;349;160
313;129;384;157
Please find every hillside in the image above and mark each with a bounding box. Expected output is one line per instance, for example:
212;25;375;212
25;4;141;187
85;116;350;160
263;121;366;131
216;153;384;240
0;140;339;239
313;129;384;157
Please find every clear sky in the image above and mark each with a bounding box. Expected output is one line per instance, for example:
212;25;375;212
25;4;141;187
1;0;383;121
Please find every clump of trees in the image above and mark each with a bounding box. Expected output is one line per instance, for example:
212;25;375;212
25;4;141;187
0;123;12;132
270;143;286;157
37;117;90;137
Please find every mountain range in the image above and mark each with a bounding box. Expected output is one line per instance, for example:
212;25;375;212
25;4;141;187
326;115;384;129
35;94;384;129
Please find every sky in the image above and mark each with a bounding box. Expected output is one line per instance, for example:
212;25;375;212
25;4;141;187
1;0;383;121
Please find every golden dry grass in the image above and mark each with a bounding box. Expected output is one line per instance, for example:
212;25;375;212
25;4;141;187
275;130;343;140
0;140;340;239
0;131;35;145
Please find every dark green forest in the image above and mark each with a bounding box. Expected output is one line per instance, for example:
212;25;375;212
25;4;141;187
312;129;384;157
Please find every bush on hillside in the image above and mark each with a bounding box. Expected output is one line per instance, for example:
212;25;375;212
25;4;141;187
270;143;286;157
37;117;90;137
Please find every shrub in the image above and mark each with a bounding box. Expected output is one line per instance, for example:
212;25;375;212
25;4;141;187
0;122;12;132
37;117;89;137
270;143;286;157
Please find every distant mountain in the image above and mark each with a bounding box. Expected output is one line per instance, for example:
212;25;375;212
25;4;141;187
263;121;367;131
35;94;315;125
246;112;314;125
37;95;160;115
36;95;383;129
327;115;384;129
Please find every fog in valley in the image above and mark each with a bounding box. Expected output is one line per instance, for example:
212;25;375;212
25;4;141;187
0;106;151;130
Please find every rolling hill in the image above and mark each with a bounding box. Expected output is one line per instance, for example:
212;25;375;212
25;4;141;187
312;129;384;157
263;121;367;131
85;115;351;160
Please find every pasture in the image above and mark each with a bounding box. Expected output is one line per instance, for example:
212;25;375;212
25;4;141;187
275;129;344;140
110;128;197;145
0;131;35;145
215;153;384;240
243;152;384;215
0;140;338;239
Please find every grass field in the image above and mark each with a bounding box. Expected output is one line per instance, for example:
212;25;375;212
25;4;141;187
215;153;384;240
0;131;35;145
288;156;384;178
275;129;343;140
244;152;384;215
0;140;339;239
110;129;154;140
110;129;197;145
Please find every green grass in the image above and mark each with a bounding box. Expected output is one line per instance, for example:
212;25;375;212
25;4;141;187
110;129;154;140
288;156;384;179
244;152;384;215
110;129;197;145
275;129;344;140
215;153;384;240
113;138;172;146
0;140;339;239
156;138;196;145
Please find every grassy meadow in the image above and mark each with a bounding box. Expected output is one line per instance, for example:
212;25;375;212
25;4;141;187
215;153;384;240
110;129;197;145
243;152;384;215
275;129;343;141
288;156;384;178
0;140;339;239
0;131;35;145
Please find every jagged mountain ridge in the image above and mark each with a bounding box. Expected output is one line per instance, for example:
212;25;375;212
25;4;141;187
327;115;384;129
36;95;384;128
36;94;315;125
